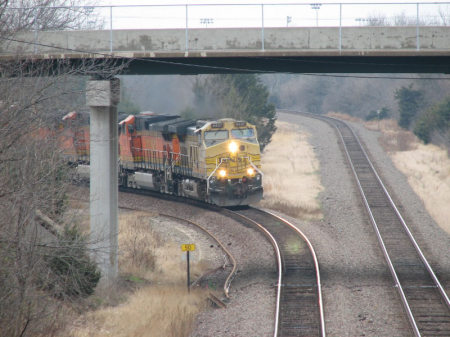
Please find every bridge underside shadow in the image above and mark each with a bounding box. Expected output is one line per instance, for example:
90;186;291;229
121;55;450;75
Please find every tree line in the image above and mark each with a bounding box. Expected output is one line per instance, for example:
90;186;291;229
262;73;450;148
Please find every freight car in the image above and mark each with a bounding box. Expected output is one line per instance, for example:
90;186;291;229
62;111;263;207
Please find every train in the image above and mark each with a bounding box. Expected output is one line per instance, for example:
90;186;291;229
61;111;263;207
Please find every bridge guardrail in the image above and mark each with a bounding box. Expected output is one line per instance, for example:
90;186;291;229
3;2;450;53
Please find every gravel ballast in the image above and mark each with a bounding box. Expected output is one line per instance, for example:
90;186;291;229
278;112;449;337
116;194;277;337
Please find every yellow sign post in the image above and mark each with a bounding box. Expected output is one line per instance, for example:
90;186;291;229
181;244;196;292
181;244;196;252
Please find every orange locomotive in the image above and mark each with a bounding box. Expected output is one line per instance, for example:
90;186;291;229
60;111;90;162
62;111;263;207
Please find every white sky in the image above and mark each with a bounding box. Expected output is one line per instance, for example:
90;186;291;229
78;1;450;29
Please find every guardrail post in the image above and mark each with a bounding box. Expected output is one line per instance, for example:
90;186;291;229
185;5;189;51
261;4;265;51
339;3;342;53
416;3;420;51
109;6;113;53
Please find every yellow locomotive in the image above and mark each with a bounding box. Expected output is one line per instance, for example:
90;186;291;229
198;118;263;206
112;113;262;206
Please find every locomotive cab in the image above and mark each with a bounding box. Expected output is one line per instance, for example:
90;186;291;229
200;119;263;206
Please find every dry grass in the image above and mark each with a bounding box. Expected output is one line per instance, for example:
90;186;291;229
361;119;450;235
327;111;361;123
391;143;450;234
63;211;211;337
118;212;159;280
365;119;418;152
259;121;323;219
119;212;211;284
67;287;206;337
64;198;90;233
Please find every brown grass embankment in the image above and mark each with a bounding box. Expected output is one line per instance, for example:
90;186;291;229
364;119;450;235
68;286;206;337
259;121;323;220
63;211;210;337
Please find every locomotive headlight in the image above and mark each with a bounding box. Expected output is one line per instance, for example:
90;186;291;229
228;141;238;154
247;167;255;176
218;169;227;178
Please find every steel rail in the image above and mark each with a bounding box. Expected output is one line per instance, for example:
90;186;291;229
159;213;237;298
328;117;421;337
228;207;325;337
78;195;238;299
264;209;326;337
226;209;283;337
339;118;450;310
298;112;449;336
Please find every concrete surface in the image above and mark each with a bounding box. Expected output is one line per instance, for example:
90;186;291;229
3;26;450;56
87;78;120;284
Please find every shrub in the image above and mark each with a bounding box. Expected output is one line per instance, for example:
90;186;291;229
414;96;450;144
414;119;431;144
366;107;389;121
45;226;101;298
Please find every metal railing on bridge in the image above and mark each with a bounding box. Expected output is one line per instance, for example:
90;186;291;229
4;2;450;53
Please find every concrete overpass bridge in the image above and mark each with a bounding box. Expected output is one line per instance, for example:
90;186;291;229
2;25;450;74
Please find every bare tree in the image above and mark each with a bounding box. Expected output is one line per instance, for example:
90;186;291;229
0;0;103;36
0;2;125;336
438;5;450;26
363;11;438;27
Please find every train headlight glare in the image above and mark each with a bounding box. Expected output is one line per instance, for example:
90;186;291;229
228;141;238;154
218;169;227;178
247;167;255;176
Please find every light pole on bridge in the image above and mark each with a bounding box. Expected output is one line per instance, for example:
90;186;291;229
286;16;292;27
200;18;214;28
310;3;322;27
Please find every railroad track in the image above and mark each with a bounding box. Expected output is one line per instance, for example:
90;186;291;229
119;205;237;300
225;207;325;337
71;194;237;301
119;187;326;336
301;112;450;337
77;184;326;335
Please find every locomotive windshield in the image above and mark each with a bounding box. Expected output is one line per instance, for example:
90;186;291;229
231;128;257;143
204;130;229;146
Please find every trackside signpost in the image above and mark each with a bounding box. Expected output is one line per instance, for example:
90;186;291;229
181;244;196;292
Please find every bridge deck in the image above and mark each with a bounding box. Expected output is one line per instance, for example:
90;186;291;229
2;27;450;74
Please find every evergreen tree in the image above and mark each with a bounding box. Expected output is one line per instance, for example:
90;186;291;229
395;84;422;129
414;96;450;144
190;74;277;150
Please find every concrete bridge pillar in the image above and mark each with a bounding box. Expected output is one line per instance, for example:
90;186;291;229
86;78;120;284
